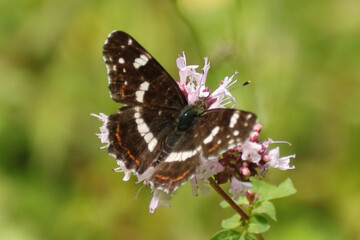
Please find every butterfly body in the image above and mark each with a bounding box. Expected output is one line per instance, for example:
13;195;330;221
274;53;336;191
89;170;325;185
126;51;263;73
177;102;204;130
102;31;256;193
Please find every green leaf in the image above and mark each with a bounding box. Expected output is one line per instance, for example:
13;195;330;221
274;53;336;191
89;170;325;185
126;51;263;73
277;178;297;198
211;230;241;240
220;200;230;208
236;197;250;205
252;201;277;221
221;214;241;229
251;178;297;201
247;215;270;234
220;197;249;208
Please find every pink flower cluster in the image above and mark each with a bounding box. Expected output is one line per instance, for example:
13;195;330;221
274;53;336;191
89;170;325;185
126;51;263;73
176;52;237;109
215;124;295;200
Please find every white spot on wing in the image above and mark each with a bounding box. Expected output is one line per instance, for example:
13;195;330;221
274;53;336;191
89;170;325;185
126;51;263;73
135;90;145;102
128;38;133;45
229;112;240;128
137;122;150;134
139;81;149;91
135;118;144;124
212;126;220;135
148;138;158;152
118;58;125;64
144;132;153;143
203;126;220;144
133;54;149;69
134;109;158;152
165;150;198;162
134;111;143;124
166;152;178;162
233;130;240;136
203;134;213;144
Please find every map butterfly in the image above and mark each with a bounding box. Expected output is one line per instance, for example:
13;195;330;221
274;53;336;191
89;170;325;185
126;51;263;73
101;31;256;193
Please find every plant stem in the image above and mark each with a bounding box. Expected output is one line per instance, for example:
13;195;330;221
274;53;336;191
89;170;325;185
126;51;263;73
208;177;249;220
255;234;265;240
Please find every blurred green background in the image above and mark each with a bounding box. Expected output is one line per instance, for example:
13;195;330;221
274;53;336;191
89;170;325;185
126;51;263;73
1;0;359;239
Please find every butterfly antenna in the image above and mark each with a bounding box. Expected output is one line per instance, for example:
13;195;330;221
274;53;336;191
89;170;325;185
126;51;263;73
229;80;251;92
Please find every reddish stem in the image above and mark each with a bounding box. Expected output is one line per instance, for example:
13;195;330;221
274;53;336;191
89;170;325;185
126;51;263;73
208;177;249;220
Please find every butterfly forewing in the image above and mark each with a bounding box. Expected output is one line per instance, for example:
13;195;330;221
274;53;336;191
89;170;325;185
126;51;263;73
103;31;187;109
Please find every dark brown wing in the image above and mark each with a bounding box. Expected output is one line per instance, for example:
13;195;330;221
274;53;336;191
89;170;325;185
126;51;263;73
107;106;178;174
146;129;200;193
196;109;257;158
103;31;187;109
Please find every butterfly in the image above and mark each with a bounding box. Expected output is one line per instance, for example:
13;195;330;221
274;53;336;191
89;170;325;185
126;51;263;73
101;31;256;194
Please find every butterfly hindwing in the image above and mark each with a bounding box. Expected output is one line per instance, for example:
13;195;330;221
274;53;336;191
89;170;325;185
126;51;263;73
145;109;256;192
147;130;201;193
103;31;187;109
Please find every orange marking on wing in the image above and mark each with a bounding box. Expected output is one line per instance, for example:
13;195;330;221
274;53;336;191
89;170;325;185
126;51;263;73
120;83;125;95
115;123;122;142
116;123;140;166
208;144;219;153
155;169;191;182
